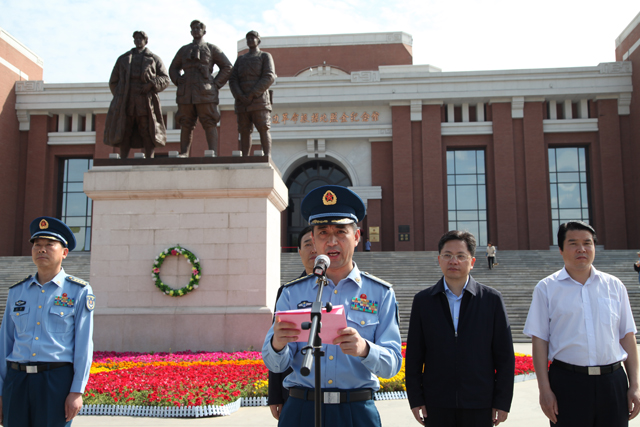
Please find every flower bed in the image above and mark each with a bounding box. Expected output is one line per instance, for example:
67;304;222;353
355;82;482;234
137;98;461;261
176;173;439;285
83;346;537;408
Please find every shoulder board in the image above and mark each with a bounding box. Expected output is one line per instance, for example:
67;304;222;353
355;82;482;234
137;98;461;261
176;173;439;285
283;274;313;287
9;275;32;289
66;276;89;287
362;272;393;288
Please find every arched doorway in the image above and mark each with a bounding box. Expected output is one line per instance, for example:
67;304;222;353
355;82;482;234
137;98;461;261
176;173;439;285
286;160;352;248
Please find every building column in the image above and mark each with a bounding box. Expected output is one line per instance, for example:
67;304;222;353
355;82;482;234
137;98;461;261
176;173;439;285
491;102;519;249
523;102;551;249
422;104;445;250
391;106;414;250
21;115;50;254
596;99;627;248
370;140;394;251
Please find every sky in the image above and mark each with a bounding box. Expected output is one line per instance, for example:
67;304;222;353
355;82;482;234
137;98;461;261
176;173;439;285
1;0;638;83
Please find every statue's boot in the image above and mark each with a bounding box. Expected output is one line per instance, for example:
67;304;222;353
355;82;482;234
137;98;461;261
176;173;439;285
240;131;252;157
179;127;193;157
205;127;218;155
259;131;272;157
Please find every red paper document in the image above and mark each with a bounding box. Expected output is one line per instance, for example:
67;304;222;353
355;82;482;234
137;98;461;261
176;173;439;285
276;305;347;344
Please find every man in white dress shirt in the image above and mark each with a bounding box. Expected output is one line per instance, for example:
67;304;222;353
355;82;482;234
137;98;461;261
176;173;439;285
524;220;640;426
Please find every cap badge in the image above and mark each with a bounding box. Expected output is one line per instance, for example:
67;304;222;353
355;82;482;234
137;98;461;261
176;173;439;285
39;219;49;230
322;190;337;206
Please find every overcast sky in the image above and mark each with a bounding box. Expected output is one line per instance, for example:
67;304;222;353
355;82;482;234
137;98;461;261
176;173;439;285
1;0;638;83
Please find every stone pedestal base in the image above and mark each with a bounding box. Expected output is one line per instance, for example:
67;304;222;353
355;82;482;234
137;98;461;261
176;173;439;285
83;160;287;352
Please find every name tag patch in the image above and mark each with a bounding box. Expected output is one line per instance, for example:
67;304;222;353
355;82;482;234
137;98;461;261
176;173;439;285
13;307;25;312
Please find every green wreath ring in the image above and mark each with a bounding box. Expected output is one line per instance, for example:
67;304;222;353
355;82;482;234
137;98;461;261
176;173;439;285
152;245;201;297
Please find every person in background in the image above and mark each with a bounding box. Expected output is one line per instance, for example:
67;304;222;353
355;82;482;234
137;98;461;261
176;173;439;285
268;226;316;420
486;242;496;270
634;252;640;285
365;238;372;252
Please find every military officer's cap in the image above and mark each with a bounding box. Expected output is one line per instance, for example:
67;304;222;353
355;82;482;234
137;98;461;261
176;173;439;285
29;216;77;251
301;185;366;225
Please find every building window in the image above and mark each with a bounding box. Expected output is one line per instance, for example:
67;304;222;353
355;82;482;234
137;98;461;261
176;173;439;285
548;147;590;245
58;158;93;251
447;150;487;246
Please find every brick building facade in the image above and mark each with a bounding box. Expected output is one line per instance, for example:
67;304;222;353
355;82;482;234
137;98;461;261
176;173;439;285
2;13;640;255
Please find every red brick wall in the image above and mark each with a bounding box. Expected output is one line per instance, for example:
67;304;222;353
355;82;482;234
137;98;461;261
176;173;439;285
219;110;238;156
371;140;394;251
616;22;640;61
241;43;412;77
0;37;44;255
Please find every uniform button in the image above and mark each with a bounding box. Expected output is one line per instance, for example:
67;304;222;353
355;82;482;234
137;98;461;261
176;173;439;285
360;320;365;325
37;322;40;325
328;380;333;384
35;337;39;340
41;289;45;293
32;353;36;357
334;290;338;294
60;312;64;315
15;313;19;316
329;355;334;360
38;305;42;309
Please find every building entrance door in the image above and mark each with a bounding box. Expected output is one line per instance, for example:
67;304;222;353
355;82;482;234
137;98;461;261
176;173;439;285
285;160;352;249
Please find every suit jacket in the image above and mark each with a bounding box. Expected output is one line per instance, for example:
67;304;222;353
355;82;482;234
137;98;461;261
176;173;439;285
405;276;515;411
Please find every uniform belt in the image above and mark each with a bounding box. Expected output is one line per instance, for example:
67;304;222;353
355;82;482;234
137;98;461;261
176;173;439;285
9;362;72;374
289;388;373;404
553;359;622;375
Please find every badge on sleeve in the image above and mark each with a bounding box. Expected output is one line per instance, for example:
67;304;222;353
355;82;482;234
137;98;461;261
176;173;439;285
86;294;96;311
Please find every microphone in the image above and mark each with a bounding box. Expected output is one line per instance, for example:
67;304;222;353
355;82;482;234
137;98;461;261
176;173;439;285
313;255;330;277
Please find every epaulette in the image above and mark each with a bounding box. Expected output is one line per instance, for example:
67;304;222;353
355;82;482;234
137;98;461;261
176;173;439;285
362;272;393;288
66;276;89;287
9;275;32;289
283;274;313;287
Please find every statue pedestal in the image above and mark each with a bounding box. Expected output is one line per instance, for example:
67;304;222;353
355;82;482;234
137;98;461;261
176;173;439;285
83;159;287;352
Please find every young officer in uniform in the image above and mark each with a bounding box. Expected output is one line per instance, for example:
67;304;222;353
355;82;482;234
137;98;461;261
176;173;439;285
0;217;95;427
263;185;403;427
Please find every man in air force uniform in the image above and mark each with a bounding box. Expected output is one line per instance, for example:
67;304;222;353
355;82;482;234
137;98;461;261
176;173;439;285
0;217;94;427
263;185;402;427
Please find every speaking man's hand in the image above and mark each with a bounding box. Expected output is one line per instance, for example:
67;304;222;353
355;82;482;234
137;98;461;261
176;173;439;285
271;317;300;352
333;327;369;357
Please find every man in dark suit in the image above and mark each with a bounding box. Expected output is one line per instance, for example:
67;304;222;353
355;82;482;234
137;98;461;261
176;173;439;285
405;230;515;426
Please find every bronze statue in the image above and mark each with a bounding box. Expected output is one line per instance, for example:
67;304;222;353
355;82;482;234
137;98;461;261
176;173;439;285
169;20;232;157
229;31;276;157
104;31;169;158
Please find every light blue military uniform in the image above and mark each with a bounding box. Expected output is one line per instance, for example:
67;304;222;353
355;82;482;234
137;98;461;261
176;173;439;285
0;268;94;394
262;185;402;427
263;264;402;390
0;216;94;427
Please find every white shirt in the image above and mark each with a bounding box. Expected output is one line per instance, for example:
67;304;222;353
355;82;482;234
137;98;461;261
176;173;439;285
523;266;636;366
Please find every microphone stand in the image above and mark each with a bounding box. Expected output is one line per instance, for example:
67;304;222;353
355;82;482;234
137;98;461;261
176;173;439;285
300;273;332;427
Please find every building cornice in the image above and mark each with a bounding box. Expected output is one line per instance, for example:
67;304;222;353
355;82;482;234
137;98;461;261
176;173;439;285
15;62;633;117
0;26;43;68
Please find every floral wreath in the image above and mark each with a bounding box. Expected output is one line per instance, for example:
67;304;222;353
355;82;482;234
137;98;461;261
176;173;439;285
152;245;201;297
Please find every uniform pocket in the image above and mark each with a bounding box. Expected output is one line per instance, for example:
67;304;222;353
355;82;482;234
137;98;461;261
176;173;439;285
47;307;75;333
598;297;620;325
346;311;379;341
10;306;30;332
